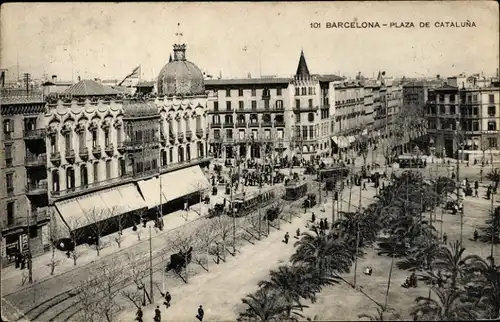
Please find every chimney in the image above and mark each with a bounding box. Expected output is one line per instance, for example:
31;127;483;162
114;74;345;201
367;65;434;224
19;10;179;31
52;75;57;82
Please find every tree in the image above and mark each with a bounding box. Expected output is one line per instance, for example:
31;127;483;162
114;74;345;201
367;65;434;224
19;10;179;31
346;148;358;212
431;241;467;290
462;255;500;319
191;180;209;216
410;287;476;321
84;206;116;256
45;220;62;275
358;307;401;321
486;168;500;189
213;215;234;261
122;251;149;308
65;218;86;266
290;231;353;281
75;260;125;322
238;288;299;322
193;220;217;271
480;206;500;245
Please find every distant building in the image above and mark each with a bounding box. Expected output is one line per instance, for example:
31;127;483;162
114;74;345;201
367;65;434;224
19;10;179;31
41;75;74;96
426;77;499;161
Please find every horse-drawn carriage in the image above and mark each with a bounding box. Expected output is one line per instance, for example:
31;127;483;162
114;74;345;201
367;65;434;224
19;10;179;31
303;193;317;208
165;247;193;273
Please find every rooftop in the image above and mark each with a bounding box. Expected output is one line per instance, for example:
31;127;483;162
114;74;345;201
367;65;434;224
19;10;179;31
63;79;120;96
205;78;291;86
0;88;45;105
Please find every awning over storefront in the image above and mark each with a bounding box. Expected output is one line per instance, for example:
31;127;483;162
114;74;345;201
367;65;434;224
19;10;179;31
348;136;356;145
137;177;167;209
331;136;348;149
138;165;211;209
160;165;210;202
55;183;147;231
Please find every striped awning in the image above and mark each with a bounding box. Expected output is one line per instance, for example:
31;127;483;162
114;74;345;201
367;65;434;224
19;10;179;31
55;183;147;231
137;165;211;209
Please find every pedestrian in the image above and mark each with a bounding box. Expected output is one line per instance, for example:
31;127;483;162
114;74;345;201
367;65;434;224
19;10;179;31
196;305;204;321
153;306;161;322
283;232;290;244
475;188;479;198
311;212;316;223
324;218;329;230
362;181;367;191
319;219;324;230
473;230;479;241
442;233;448;244
136;307;143;322
163;291;171;308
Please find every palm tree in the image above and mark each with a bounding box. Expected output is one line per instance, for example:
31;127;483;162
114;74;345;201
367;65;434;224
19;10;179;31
258;265;326;316
462;255;500;319
431;241;467;290
410;287;476;321
238;288;297;322
486;168;500;189
358;307;402;321
291;231;354;280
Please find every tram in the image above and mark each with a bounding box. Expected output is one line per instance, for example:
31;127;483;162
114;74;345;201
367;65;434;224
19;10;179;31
397;155;426;168
317;166;350;182
230;187;277;217
284;181;308;201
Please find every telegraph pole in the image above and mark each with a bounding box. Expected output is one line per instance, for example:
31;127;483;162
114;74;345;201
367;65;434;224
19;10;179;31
455;118;463;247
23;73;31;96
26;209;33;284
149;226;154;303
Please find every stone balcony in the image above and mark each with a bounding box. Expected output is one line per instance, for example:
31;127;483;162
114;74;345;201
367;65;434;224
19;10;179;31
25;153;47;167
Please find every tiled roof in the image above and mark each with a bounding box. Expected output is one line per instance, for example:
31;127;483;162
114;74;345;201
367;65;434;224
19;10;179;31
205;78;291;86
296;50;310;76
63;79;119;96
317;74;345;82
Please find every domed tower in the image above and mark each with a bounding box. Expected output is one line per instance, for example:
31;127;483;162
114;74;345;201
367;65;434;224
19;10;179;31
157;44;205;97
156;24;209;168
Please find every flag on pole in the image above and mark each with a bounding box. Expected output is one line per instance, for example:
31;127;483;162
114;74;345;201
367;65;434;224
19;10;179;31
118;65;141;86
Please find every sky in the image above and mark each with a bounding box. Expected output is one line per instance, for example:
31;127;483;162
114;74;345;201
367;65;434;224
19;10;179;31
1;1;498;82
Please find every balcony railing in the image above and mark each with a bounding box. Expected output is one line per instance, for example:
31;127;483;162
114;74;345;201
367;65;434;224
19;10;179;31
249;122;259;128
92;145;102;157
23;128;47;140
185;130;193;140
50;156;213;200
195;129;204;137
79;147;89;159
262;94;271;100
25;153;47;167
65;149;76;161
105;143;114;155
236;122;247;128
25;181;48;195
211;123;221;128
50;151;61;163
274;121;285;127
177;132;184;141
223;123;235;128
261;121;273;128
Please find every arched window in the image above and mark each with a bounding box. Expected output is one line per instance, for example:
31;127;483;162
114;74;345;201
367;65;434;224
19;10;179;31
80;164;88;186
105;159;112;179
66;167;75;190
178;146;184;163
52;170;60;192
186;144;191;161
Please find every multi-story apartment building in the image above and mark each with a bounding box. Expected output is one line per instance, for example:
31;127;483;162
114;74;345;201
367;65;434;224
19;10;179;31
1;88;49;263
205;51;343;162
33;40;211;253
426;75;500;161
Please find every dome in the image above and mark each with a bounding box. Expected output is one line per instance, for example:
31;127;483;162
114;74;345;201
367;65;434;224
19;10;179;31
157;44;205;97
